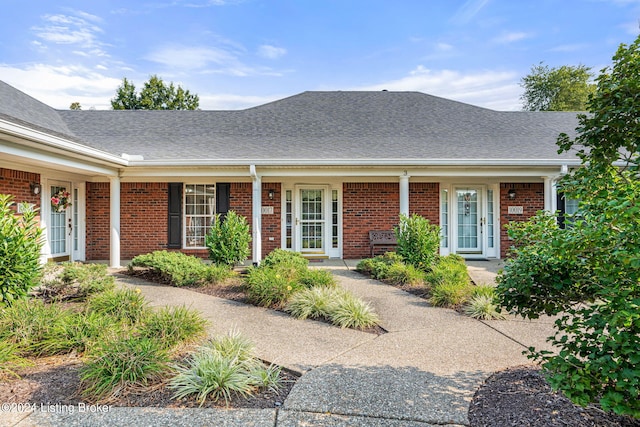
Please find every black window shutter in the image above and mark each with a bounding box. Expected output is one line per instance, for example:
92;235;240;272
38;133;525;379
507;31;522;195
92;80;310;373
168;183;182;248
216;183;231;221
557;192;566;229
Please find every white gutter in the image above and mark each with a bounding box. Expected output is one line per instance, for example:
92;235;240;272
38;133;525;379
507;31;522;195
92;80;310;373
128;158;583;167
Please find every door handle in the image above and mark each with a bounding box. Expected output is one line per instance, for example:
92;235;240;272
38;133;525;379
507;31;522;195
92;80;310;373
295;218;299;225
68;218;73;236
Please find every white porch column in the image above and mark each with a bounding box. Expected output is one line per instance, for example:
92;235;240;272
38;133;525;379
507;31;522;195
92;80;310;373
109;176;121;268
543;176;554;212
250;165;262;265
399;174;410;217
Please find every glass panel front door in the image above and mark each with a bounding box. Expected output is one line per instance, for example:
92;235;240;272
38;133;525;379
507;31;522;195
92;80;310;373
299;188;325;253
456;188;481;253
50;183;71;258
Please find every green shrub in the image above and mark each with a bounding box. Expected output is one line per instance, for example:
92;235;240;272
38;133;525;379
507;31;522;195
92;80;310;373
464;294;506;320
204;264;235;284
140;306;207;349
0;194;44;305
285;286;339;320
261;249;308;271
356;252;404;280
425;254;470;290
328;292;380;329
87;288;149;324
81;336;170;400
129;251;208;287
205;211;251;268
429;281;473;308
385;262;425;286
169;332;282;405
299;269;336;288
244;266;304;307
395;214;440;272
40;262;116;300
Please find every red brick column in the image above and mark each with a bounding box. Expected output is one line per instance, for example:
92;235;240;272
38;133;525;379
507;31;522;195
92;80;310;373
500;183;544;256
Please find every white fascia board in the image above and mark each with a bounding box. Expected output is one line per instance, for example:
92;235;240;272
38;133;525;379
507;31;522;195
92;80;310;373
0;119;127;167
0;140;120;176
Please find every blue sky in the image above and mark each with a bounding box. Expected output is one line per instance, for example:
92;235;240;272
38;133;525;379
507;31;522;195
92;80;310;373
1;0;638;111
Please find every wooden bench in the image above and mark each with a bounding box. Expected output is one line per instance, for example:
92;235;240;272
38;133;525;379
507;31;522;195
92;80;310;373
369;230;397;257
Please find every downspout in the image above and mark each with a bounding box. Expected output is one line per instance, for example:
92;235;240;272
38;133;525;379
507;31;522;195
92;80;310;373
250;165;262;265
399;172;410;217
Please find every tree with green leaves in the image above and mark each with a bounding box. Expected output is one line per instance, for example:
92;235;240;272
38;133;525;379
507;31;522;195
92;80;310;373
497;37;640;418
111;75;199;110
520;62;595;111
69;102;82;110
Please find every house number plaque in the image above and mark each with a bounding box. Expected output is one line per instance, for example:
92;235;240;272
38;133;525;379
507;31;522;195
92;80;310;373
508;206;524;215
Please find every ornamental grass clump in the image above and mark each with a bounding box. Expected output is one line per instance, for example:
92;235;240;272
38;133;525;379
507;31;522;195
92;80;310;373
169;331;282;405
139;306;208;349
81;336;170;401
87;288;149;325
285;286;340;320
464;294;506;320
328;292;380;329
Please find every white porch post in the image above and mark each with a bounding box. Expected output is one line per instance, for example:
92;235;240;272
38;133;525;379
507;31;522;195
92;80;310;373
399;174;410;217
250;165;262;265
109;176;121;268
543;176;554;212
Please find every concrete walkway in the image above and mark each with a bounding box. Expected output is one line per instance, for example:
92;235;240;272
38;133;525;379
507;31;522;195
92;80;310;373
6;260;557;427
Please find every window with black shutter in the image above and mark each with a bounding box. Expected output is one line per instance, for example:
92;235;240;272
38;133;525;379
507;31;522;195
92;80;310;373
168;183;182;248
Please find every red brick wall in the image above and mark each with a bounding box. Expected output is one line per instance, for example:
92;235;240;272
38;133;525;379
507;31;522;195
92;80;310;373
121;183;169;259
409;182;440;224
0;168;41;216
500;183;544;257
261;183;281;257
86;182;110;260
343;182;400;258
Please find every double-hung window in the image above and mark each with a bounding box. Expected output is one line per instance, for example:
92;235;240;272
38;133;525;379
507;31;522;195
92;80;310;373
184;184;216;248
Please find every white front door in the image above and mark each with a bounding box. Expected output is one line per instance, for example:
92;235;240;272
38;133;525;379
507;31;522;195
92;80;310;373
49;181;73;261
455;187;482;254
295;186;328;256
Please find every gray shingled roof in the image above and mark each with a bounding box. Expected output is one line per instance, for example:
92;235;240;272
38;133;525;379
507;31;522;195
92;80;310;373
2;81;580;163
0;80;77;140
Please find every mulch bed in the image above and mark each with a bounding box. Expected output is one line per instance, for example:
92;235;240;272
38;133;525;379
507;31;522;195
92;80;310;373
469;365;640;427
0;353;298;409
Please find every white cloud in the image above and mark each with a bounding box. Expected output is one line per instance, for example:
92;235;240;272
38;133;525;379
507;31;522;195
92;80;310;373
620;20;640;34
549;43;589;52
492;31;532;44
31;11;109;58
257;44;287;59
145;45;237;70
0;64;121;110
355;65;522;111
450;0;490;24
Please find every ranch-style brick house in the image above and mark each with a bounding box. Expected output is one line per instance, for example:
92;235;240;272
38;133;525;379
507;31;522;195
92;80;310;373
0;80;580;267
